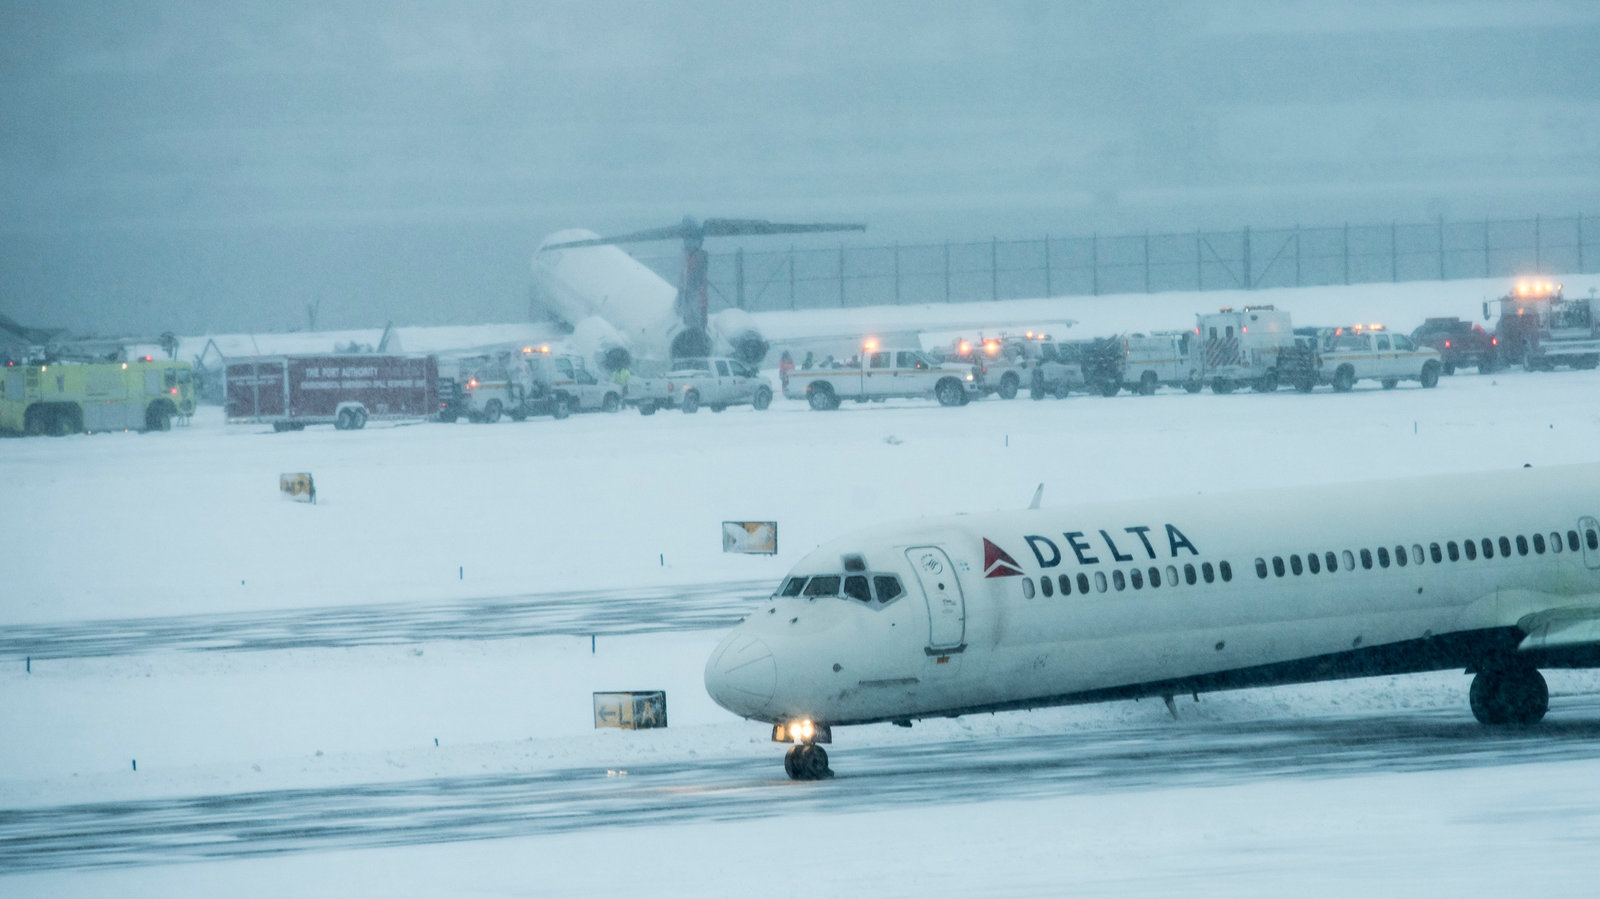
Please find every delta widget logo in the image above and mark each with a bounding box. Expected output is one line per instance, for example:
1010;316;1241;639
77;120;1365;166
982;538;1023;578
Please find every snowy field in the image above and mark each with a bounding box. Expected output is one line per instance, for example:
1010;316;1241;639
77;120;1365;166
6;277;1600;895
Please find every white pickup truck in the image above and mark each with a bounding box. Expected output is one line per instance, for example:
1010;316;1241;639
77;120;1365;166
1287;326;1442;392
785;347;981;410
628;357;773;415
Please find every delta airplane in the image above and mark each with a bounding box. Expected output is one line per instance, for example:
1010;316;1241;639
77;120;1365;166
705;464;1600;780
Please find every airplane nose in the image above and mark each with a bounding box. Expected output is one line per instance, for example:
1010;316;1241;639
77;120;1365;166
705;635;775;717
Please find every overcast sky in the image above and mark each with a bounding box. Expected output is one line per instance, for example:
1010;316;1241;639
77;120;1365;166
3;1;1599;336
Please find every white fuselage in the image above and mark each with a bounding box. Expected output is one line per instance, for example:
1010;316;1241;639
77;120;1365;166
706;464;1600;727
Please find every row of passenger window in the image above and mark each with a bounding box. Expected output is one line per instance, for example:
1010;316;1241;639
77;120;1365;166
1021;560;1234;600
1254;527;1598;580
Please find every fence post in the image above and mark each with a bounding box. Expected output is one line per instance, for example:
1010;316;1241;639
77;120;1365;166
1036;235;1049;294
1343;223;1350;285
1483;220;1491;277
991;237;999;301
1438;215;1446;281
1580;214;1586;273
838;244;846;307
1390;221;1398;282
789;247;796;310
1242;226;1252;289
735;248;745;309
893;243;901;304
1196;229;1203;290
1535;214;1542;271
1092;232;1100;296
1143;231;1151;293
944;241;951;302
1294;225;1301;287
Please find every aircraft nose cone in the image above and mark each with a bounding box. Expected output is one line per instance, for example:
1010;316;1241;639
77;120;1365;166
705;635;775;717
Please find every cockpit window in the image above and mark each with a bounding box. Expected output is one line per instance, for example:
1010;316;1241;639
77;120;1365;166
803;576;841;596
843;576;871;602
873;575;904;603
778;577;806;597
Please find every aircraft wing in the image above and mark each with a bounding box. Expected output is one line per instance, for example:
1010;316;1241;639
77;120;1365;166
1518;604;1600;651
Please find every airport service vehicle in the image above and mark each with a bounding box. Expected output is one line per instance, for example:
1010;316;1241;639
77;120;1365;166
706;463;1600;780
1191;306;1296;393
1485;280;1600;371
629;356;772;415
1028;339;1123;399
440;349;623;422
1116;332;1200;395
1410;317;1499;375
1292;325;1442;392
937;334;1055;400
785;346;979;410
1;358;195;435
225;354;439;431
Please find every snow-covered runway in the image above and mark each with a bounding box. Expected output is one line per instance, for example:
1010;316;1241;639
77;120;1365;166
9;684;1600;876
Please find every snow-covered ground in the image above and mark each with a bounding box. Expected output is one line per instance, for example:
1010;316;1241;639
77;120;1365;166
5;277;1600;895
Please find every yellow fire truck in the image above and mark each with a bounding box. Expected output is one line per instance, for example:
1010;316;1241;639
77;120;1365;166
0;358;196;436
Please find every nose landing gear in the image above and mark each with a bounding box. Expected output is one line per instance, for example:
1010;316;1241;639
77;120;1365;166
784;743;833;780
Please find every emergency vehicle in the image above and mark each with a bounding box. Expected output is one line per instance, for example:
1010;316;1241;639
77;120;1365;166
1484;280;1600;371
786;341;980;410
1191;306;1296;393
1289;324;1442;391
937;333;1053;400
225;354;438;431
1028;338;1124;399
627;356;771;415
1116;332;1200;395
1;357;195;436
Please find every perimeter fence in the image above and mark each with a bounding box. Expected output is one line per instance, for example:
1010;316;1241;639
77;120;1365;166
638;214;1600;314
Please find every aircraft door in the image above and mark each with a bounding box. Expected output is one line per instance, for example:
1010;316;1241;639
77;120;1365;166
905;545;966;652
1581;517;1600;570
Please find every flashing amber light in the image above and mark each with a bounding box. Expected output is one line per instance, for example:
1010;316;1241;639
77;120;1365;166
540;344;551;354
863;338;878;351
983;340;999;356
1025;331;1034;338
467;378;478;389
957;341;970;355
522;346;533;354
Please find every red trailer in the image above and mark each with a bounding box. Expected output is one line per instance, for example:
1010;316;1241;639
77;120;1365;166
225;355;440;431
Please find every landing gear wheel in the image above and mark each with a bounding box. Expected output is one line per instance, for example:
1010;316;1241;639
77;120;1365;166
1470;667;1549;725
997;373;1019;400
784;743;833;781
935;378;964;407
